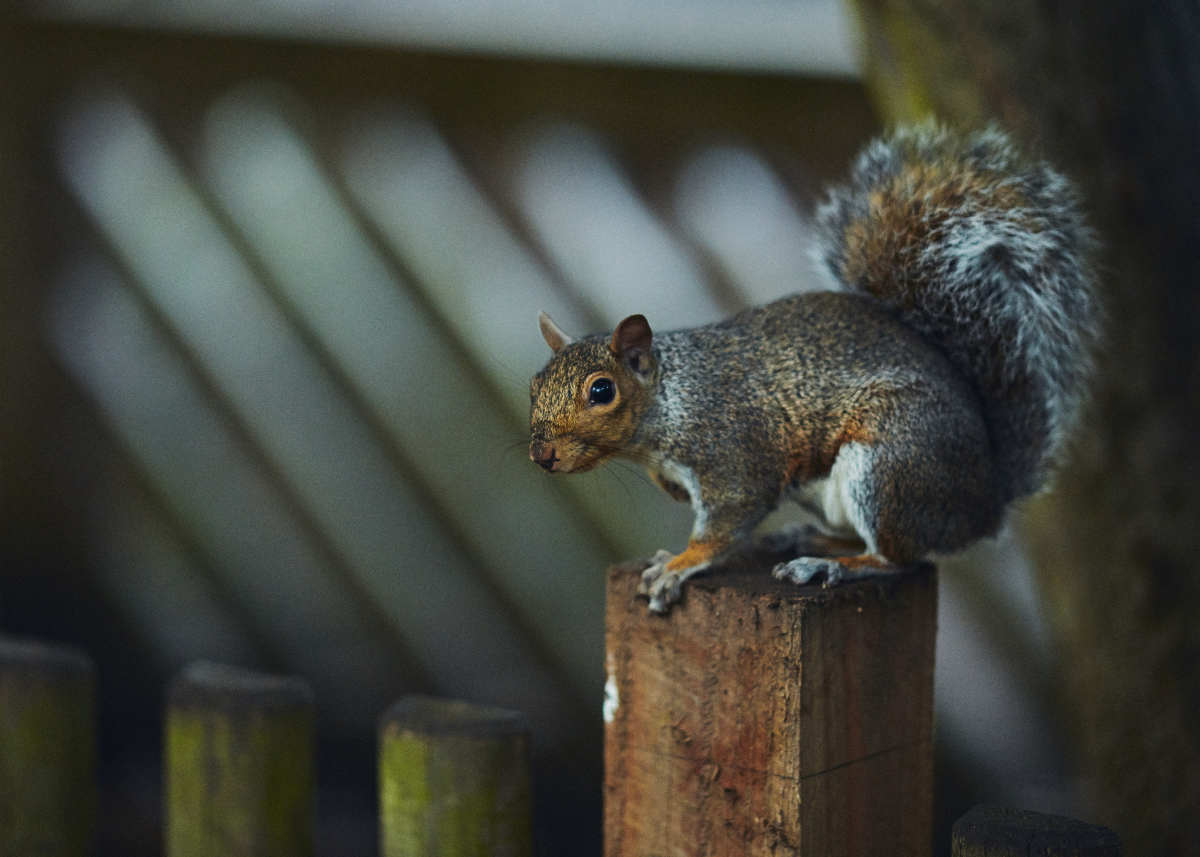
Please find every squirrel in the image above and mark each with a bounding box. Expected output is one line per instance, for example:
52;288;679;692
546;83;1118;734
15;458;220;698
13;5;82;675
528;123;1099;613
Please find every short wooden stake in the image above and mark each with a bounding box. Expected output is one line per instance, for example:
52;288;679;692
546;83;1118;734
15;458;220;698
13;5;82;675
604;556;937;857
952;804;1122;856
165;661;315;857
379;695;533;857
0;636;96;857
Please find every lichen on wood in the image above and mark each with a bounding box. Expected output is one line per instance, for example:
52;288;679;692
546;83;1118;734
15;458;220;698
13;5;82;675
379;695;532;857
165;661;314;857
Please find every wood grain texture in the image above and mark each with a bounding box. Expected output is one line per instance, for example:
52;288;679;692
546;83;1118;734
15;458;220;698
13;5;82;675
604;555;936;857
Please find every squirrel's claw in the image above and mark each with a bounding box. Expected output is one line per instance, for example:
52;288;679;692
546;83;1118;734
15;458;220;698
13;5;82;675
637;550;674;593
773;556;846;587
647;572;684;614
638;550;686;613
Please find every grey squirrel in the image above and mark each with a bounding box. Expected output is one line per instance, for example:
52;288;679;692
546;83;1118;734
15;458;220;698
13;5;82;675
528;124;1099;613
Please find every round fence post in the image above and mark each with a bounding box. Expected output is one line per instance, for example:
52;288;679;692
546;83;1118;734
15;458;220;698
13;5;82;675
165;661;315;857
0;636;96;857
379;695;533;857
952;804;1122;856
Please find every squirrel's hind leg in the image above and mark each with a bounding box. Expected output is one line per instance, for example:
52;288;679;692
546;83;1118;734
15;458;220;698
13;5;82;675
773;553;897;587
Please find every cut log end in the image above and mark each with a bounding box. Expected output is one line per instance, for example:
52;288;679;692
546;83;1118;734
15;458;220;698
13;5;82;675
168;660;314;712
380;694;529;737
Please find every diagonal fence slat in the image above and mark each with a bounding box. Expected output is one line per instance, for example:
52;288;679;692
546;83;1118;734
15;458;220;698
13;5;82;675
55;92;580;740
79;435;264;673
509;122;731;328
50;258;416;721
338;107;588;404
199;87;609;699
339;108;694;559
673;144;824;305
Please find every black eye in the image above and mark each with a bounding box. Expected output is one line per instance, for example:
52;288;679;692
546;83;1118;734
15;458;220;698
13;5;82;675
588;377;615;405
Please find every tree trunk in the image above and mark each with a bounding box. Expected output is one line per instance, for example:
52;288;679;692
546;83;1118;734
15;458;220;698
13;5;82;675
848;2;1200;854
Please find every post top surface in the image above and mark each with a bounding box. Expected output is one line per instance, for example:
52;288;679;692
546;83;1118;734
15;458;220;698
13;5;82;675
381;694;529;737
608;552;934;612
953;804;1122;855
169;660;314;710
0;634;95;676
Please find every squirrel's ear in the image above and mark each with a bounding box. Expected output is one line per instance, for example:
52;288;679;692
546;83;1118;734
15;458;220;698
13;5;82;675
611;314;653;372
538;311;574;353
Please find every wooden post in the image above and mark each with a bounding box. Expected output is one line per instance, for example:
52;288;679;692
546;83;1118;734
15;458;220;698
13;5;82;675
604;555;936;857
379;695;533;857
0;636;96;857
952;805;1122;856
165;661;315;857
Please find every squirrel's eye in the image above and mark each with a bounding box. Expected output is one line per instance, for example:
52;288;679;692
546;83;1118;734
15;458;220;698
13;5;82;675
588;377;615;405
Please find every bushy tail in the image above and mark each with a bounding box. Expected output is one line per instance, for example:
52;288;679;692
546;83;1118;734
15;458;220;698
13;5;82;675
816;123;1100;500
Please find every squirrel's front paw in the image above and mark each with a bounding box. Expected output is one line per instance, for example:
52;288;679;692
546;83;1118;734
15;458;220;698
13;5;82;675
637;549;674;593
637;550;685;613
773;556;846;587
646;570;685;614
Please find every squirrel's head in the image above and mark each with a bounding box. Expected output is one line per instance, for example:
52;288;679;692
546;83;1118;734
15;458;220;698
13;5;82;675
529;312;657;473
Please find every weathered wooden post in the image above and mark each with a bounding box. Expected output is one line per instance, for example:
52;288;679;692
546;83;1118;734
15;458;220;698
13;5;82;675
952;805;1122;856
604;554;937;856
165;661;315;857
0;636;96;857
379;695;533;857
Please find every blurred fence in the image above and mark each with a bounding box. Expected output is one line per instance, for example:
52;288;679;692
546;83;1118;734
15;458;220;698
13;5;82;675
2;15;1076;854
1;636;533;857
14;22;877;737
2;20;883;852
2;624;1120;857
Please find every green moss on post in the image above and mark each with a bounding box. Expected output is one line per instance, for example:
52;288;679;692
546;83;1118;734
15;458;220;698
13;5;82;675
379;695;532;857
165;662;314;857
0;636;96;857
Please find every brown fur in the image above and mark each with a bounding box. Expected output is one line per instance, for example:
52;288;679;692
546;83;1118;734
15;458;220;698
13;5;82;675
842;162;1034;306
530;124;1098;611
664;540;724;573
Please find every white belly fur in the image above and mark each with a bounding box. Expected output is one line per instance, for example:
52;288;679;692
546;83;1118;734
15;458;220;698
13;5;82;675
653;457;708;538
786;442;877;553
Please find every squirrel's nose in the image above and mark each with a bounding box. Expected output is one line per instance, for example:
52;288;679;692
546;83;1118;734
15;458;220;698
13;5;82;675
530;441;558;472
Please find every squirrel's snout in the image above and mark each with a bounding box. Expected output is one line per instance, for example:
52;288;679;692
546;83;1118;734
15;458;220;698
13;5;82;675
530;440;558;472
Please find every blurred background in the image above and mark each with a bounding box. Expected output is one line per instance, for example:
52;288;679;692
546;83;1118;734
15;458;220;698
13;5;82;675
2;2;1197;856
